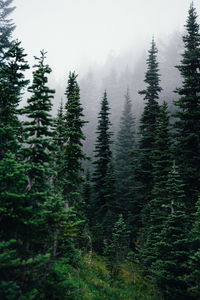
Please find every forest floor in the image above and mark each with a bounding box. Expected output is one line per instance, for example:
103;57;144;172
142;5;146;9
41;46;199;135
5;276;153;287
64;253;158;300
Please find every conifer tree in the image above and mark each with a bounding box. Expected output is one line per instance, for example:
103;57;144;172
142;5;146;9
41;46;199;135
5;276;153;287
22;51;56;257
136;37;161;207
0;0;16;61
22;50;54;202
0;41;29;159
91;91;112;233
61;72;87;210
105;214;129;278
174;3;200;209
115;89;135;219
138;102;171;270
152;163;190;300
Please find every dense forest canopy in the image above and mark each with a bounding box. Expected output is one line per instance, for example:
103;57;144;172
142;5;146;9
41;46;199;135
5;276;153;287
0;1;200;299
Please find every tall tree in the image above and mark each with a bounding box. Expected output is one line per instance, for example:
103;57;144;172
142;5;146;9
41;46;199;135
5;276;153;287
136;37;161;208
174;3;200;210
61;72;87;210
138;102;172;271
115;89;135;219
0;41;29;159
0;0;15;61
92;91;117;249
22;50;54;202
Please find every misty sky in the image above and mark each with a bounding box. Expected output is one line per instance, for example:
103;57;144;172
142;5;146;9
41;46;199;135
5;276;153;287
13;0;200;81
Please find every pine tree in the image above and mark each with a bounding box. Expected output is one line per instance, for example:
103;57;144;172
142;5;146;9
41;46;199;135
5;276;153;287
136;37;161;207
174;3;200;209
61;72;87;211
0;41;29;159
138;102;171;271
115;89;135;220
92;91;112;232
0;0;16;61
105;214;129;278
21;50;55;258
152;163;191;300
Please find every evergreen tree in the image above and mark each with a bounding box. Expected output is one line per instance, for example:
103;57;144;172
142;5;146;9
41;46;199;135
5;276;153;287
138;101;171;271
92;91;113;217
136;37;161;207
92;91;117;249
22;51;56;258
0;0;16;61
21;55;82;297
61;72;87;210
174;3;200;209
115;89;135;220
22;50;54;202
152;163;191;300
105;214;129;278
0;41;29;159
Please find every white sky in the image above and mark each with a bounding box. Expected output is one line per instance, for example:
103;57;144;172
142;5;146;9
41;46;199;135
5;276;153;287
12;0;200;81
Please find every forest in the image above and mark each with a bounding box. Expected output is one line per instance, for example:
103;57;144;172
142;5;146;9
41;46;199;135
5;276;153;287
0;1;200;299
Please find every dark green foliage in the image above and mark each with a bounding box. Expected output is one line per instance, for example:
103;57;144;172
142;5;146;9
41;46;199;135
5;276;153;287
152;101;171;199
138;102;171;271
135;38;162;268
101;158;119;241
115;89;135;220
0;0;16;61
22;50;54;201
52;100;66;191
136;37;161;208
61;72;87;210
0;153;31;242
152;163;191;300
133;39;161;234
0;41;29;159
92;91;113;221
174;3;200;209
92;91;118;250
2;2;200;298
105;214;129;278
82;169;92;220
188;198;200;298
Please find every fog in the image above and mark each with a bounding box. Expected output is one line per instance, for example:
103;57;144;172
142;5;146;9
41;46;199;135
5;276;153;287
12;0;199;159
13;0;198;80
